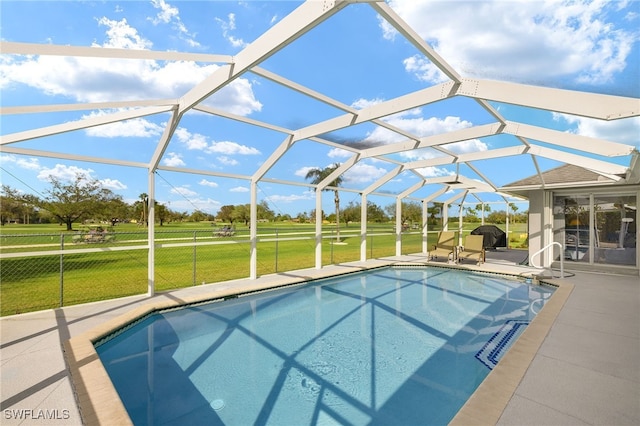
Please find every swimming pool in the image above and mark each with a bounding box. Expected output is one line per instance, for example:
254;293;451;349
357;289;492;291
96;266;556;425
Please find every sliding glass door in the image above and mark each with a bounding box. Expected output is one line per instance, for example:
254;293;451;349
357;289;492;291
594;195;637;266
553;192;637;268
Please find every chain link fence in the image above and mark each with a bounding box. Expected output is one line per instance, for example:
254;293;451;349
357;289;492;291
1;226;431;316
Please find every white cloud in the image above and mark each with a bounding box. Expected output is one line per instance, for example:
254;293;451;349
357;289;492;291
163;152;185;167
83;111;164;138
97;16;152;49
100;178;127;190
351;98;384;110
327;148;352;159
230;186;249;193
361;111;474;148
170;185;197;197
217;156;239;166
294;166;317;178
343;162;388;184
0;18;259;114
554;113;640;148
416;166;455;178
388;0;635;86
149;0;200;47
175;128;209;150
199;179;219;188
403;55;449;84
442;138;488;154
215;13;248;49
264;192;314;204
206;141;260;155
169;197;221;214
149;0;179;24
37;164;94;182
174;128;260;155
1;155;41;171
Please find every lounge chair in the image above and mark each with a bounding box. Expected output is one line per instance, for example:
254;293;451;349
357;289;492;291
428;231;456;262
457;235;485;265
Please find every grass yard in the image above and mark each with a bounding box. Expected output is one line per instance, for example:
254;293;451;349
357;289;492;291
0;221;528;316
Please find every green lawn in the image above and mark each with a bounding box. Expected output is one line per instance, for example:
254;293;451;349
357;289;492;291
0;221;528;316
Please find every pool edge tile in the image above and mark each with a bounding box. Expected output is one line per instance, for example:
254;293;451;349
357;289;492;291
449;279;574;426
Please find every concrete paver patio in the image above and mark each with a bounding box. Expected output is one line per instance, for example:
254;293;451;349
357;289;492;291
1;255;638;425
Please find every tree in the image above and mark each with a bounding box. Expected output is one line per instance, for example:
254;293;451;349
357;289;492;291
189;210;208;222
427;203;442;227
475;203;491;221
257;200;275;222
217;205;235;223
155;202;168;226
341;201;361;224
306;163;343;241
367;201;388;223
384;201;421;228
0;192;27;225
138;193;149;227
232;204;250;225
509;203;519;223
2;174;121;231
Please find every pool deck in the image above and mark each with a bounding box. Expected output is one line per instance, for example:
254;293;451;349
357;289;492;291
1;254;638;425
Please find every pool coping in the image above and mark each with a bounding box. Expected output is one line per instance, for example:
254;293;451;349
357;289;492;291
63;261;572;425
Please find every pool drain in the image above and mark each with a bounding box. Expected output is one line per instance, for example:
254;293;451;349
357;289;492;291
211;399;225;411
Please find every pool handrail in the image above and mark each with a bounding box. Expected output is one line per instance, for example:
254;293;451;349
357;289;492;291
530;241;564;278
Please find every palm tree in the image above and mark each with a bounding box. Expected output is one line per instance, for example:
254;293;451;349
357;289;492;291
305;163;343;242
138;193;148;227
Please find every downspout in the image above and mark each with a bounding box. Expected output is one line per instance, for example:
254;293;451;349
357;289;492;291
147;171;155;297
249;181;258;279
315;189;323;269
360;193;367;261
395;197;402;256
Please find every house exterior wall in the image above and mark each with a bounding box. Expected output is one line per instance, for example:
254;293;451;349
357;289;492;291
527;190;546;266
526;185;639;276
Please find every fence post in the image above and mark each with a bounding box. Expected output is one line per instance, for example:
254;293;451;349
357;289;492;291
275;228;279;273
330;229;334;264
60;233;64;307
193;231;197;285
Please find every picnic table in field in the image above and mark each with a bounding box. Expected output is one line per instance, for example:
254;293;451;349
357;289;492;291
214;226;235;237
72;225;115;243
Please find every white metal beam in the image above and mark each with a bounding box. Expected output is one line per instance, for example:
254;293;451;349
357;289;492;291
0;146;148;169
398;181;427;199
0;106;173;145
0;41;232;63
371;2;461;82
406;145;527;170
179;0;349;114
251;66;425;148
527;144;628;176
424;187;449;203
1;99;178;115
458;78;640;120
317;156;359;191
294;82;457;142
149;108;181;170
465;162;500;191
504;121;635;157
193;105;294;136
362;165;404;195
252;134;295;182
361;122;502;159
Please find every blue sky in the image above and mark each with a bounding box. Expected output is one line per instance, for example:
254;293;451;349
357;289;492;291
1;0;639;218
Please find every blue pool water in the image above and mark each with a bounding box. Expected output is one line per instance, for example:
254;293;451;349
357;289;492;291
96;266;556;425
